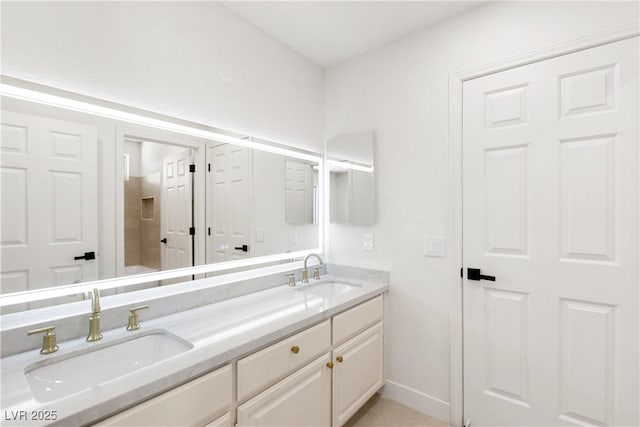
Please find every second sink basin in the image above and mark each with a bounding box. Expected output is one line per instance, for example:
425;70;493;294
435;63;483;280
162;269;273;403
25;330;193;402
294;281;362;298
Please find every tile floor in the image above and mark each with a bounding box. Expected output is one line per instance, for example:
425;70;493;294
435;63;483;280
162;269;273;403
344;394;452;427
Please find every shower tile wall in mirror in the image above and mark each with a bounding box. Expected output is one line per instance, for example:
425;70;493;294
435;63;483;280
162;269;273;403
0;96;320;312
327;131;375;225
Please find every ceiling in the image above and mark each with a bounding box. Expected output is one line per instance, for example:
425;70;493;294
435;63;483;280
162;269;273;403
222;1;485;67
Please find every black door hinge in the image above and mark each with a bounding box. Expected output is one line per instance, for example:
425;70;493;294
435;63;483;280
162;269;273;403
208;227;211;236
189;227;196;236
189;164;196;173
460;267;463;278
208;163;211;172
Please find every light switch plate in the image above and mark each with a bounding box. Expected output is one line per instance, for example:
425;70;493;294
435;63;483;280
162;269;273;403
254;228;265;243
424;235;445;257
363;232;375;251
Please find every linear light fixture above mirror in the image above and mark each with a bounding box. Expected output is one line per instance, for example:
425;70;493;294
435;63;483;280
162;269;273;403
0;79;321;163
0;77;323;308
327;159;374;173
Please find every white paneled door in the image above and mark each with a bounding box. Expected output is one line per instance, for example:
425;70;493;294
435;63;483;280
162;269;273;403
206;143;250;263
1;111;98;294
462;37;638;426
285;159;313;224
161;153;193;276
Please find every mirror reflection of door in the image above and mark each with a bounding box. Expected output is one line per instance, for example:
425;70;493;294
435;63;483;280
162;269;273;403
123;139;193;285
285;159;314;224
206;143;251;265
1;111;98;309
161;152;193;277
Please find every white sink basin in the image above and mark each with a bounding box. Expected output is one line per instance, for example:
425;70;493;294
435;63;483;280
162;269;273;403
294;281;362;298
25;330;193;402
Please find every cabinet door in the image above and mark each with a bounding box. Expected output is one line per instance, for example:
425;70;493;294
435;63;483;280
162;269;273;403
94;365;232;427
205;412;231;427
332;322;384;427
237;354;331;427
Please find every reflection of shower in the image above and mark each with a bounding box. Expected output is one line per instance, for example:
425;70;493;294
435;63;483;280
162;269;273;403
123;138;193;277
123;139;163;271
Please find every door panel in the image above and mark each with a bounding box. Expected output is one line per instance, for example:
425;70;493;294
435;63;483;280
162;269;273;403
0;111;98;302
206;143;250;263
462;37;638;426
285;159;313;224
161;153;193;281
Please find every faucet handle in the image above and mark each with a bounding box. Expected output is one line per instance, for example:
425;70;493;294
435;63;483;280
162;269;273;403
286;273;296;287
313;268;321;280
27;326;59;354
126;305;149;331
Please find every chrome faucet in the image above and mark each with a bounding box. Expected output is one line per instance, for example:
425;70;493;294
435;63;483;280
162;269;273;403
302;253;323;283
86;288;103;342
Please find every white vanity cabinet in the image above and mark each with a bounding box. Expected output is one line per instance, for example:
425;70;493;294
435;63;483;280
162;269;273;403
331;295;384;427
92;294;384;427
237;295;384;427
94;364;232;427
332;322;384;427
236;320;332;427
236;354;333;426
237;320;331;402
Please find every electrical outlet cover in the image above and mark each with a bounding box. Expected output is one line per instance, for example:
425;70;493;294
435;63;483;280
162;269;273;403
363;232;375;251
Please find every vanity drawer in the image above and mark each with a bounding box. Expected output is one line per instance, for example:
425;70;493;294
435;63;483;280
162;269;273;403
237;319;330;402
94;364;232;427
332;295;383;345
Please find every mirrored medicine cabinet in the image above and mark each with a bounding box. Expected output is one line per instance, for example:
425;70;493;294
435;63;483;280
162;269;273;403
0;80;322;313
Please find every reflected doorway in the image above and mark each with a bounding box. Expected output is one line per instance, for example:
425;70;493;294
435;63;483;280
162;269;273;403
123;139;194;283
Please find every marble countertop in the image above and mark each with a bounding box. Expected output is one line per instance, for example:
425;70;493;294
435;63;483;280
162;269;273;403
0;275;388;426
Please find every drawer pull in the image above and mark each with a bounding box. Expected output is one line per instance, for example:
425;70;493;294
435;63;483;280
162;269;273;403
290;346;300;354
336;356;344;363
326;362;334;369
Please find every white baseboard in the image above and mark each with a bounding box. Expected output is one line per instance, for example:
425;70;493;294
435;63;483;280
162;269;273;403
381;380;451;424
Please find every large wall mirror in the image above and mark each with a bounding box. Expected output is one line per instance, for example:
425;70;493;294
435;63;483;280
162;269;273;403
327;131;375;225
0;80;321;313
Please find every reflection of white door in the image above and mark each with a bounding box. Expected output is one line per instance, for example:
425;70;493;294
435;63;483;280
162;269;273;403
285;160;312;224
161;154;192;275
463;38;638;426
207;143;250;263
0;111;98;293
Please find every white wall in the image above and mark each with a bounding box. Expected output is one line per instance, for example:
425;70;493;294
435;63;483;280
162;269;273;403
324;1;639;421
1;1;324;153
